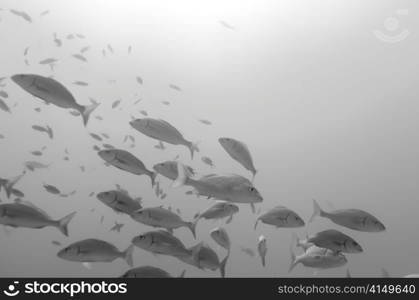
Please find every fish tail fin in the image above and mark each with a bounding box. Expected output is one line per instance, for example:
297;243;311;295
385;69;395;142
187;220;197;239
288;245;298;273
57;211;76;236
149;171;157;187
81;102;100;126
122;245;134;267
220;254;229;278
173;161;189;188
179;270;186;278
250;203;256;214
46;126;53;139
309;198;324;223
254;219;259;230
381;268;390;278
187;141;200;159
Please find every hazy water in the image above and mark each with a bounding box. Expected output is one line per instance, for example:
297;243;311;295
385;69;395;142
0;0;418;277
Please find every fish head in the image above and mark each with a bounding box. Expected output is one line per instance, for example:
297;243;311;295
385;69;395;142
98;149;116;163
96;191;116;205
153;161;176;179
131;209;149;221
345;239;363;253
366;217;386;232
132;233;153;249
218;137;234;150
57;245;78;260
235;185;263;203
226;203;239;214
288;212;305;227
11;74;33;88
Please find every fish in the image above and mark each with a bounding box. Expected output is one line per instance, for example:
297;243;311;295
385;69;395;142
0;98;11;113
121;266;185;278
254;206;305;229
153;160;195;181
306;229;363;253
136;77;143;85
176;243;228;278
11;74;99;126
40;10;49;16
10;9;32;22
162;101;170;105
0;202;75;236
57;239;133;266
107;44;114;53
0;90;8;98
131;206;197;238
39;58;57;65
257;235;267;267
129;118;199;159
66;34;75;40
219;20;235;30
102;143;115;149
154;141;165;150
240;247;255;257
310;199;386;232
132;230;191;258
53;33;62;47
72;54;87;62
43;184;61;195
169;84;181;91
73;81;88;86
219;137;257;178
199;119;212;125
110;222;124;232
139;110;147;116
51;240;61;246
128;46;132;54
210;227;231;252
289;245;347;272
89;133;102;141
174;165;263;204
80;46;90;53
201;156;214;167
98;149;156;186
112;99;121;109
96;190;142;215
194;201;239;225
0;172;26;198
24;161;49;171
31;125;53;139
31;150;43;156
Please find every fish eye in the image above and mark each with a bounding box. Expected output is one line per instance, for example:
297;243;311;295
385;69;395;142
249;187;255;192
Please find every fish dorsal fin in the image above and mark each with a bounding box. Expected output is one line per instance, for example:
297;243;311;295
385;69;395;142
19;201;51;218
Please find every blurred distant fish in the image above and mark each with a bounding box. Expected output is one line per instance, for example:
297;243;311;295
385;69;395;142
0;98;10;113
169;84;181;92
95;115;103;121
107;44;114;53
257;235;267;267
130;118;199;159
39;58;57;65
0;202;75;236
73;81;88;86
201;156;214;167
136;76;143;85
43;183;61;195
66;34;74;40
31;125;53;139
72;54;87;62
11;74;99;126
139;110;147;116
89;133;102;142
51;240;61;246
31;150;43;156
128;46;132;54
76;33;85;39
10;9;32;22
23;47;29;56
199;119;212;125
102;143;115;149
154;141;166;150
240;247;255;257
162;101;170;105
80;46;90;53
53;33;62;47
110;222;124;233
57;239;134;266
219;20;235;30
34;107;41;112
112;99;121;109
40;10;49;16
0;134;4;139
24;161;49;171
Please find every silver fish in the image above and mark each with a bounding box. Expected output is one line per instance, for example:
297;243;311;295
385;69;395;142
121;266;185;278
307;229;363;253
289;245;347;272
257;235;267;267
210;227;230;252
255;206;305;229
11;74;99;126
219;137;257;178
97;190;142;215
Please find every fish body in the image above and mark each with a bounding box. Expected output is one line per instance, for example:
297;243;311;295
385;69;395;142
132;230;191;257
307;229;363;253
97;190;142;215
255;206;305;229
257;235;267;267
219;137;256;178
